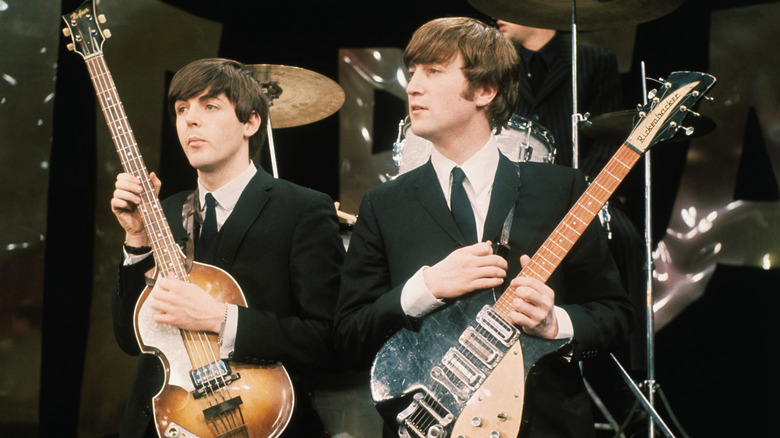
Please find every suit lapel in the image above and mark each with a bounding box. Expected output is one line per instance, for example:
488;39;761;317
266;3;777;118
413;162;466;244
213;169;272;268
483;155;522;243
413;157;522;246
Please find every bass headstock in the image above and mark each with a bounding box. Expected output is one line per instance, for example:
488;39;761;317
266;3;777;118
61;0;111;59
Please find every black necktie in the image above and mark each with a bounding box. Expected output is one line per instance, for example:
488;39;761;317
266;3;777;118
528;52;546;95
199;193;217;257
450;167;477;244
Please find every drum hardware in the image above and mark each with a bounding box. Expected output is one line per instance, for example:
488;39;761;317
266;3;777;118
334;201;357;225
501;114;557;164
334;202;357;251
248;64;345;177
598;201;612;240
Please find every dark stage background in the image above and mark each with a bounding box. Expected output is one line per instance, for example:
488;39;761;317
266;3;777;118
0;0;777;436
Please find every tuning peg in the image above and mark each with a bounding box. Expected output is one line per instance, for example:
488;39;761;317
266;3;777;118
62;27;71;37
668;121;695;137
647;89;658;100
66;43;75;52
679;105;701;118
103;29;112;39
98;14;107;24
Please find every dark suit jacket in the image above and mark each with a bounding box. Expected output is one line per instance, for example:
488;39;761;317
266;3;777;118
335;154;633;437
516;33;623;180
112;167;344;438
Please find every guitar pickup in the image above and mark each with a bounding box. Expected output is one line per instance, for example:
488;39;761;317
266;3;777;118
459;326;502;368
442;348;485;389
430;347;485;404
190;360;241;399
476;305;520;346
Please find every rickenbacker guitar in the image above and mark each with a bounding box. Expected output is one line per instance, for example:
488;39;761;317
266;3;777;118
62;2;294;437
371;71;716;438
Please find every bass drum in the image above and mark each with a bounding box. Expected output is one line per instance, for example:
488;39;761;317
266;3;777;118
392;115;556;175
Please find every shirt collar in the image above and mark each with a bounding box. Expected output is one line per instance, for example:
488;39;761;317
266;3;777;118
430;135;500;196
198;161;257;212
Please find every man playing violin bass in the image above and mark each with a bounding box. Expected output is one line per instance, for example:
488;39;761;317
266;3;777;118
110;58;344;437
334;17;633;438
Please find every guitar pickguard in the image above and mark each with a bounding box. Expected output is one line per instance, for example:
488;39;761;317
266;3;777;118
136;289;194;391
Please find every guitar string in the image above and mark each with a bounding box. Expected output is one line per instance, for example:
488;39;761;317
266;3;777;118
88;55;247;433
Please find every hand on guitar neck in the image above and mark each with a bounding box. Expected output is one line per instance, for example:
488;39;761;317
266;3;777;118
505;254;559;339
110;171;162;247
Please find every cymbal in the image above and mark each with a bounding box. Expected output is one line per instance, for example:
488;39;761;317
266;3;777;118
468;0;684;31
581;109;717;143
248;64;345;129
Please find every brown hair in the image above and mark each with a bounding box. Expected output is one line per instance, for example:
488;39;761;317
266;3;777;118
167;58;269;160
404;17;520;129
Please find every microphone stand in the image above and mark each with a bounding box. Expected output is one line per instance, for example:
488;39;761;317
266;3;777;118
607;62;690;438
566;1;681;435
266;117;279;178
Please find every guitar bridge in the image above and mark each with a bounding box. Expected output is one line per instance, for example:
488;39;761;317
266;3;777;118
190;360;241;399
397;389;453;438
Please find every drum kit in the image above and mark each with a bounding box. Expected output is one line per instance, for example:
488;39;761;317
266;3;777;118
249;2;716;436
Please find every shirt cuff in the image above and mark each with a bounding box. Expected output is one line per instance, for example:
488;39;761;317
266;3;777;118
400;267;447;318
219;304;239;358
554;306;574;339
122;248;152;265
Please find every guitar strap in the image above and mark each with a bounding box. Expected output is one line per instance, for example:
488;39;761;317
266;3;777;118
182;189;201;272
492;162;520;261
494;206;514;260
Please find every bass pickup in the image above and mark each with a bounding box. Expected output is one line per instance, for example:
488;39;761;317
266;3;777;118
189;360;241;399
